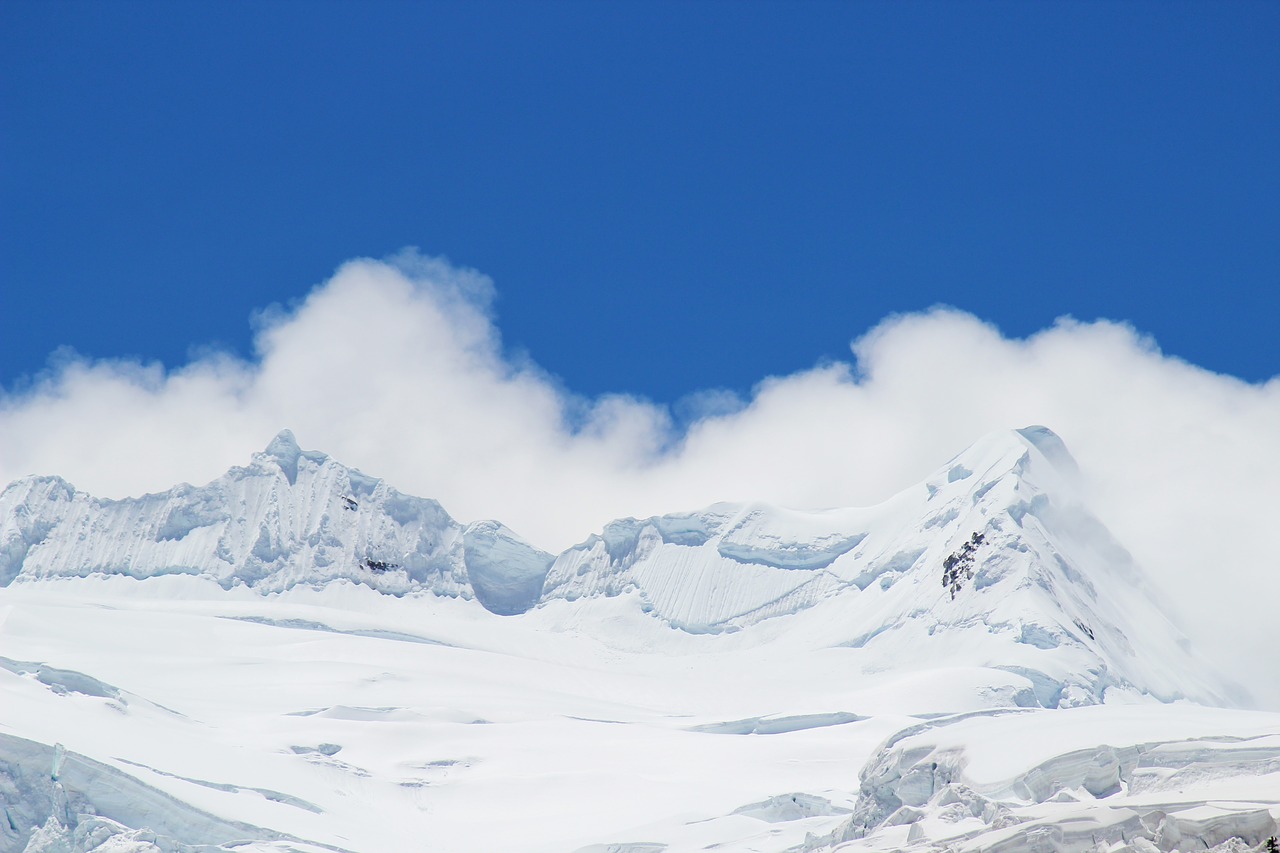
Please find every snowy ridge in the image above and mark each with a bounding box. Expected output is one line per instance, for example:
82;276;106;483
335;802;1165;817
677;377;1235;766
0;430;551;615
543;426;1228;707
0;427;1232;707
0;426;1233;708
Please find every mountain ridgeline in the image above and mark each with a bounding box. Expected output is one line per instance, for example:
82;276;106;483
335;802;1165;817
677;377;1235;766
0;426;1229;708
0;431;552;616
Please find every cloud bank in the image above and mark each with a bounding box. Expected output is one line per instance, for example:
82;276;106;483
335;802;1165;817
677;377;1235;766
3;254;1278;705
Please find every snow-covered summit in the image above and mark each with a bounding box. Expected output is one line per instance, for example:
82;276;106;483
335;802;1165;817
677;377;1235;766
542;425;1230;706
261;427;306;484
542;425;1086;623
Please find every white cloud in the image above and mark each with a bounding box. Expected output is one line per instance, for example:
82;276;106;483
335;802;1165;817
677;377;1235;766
2;253;1278;705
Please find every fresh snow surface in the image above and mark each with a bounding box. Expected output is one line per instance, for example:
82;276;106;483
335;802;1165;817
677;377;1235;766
1;427;1276;852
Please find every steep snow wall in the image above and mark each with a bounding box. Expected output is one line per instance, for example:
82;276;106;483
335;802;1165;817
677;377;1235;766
0;430;551;615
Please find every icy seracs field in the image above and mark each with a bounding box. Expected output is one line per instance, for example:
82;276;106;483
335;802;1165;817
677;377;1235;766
1;427;1277;852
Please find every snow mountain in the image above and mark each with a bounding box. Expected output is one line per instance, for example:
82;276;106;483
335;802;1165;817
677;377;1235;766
543;425;1230;707
1;425;1230;708
1;426;1274;853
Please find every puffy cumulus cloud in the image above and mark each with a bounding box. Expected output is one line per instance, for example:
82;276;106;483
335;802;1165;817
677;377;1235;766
0;255;672;531
2;253;1278;706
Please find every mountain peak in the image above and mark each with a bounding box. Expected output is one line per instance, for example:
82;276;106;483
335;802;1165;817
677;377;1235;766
1016;424;1080;477
263;428;301;462
260;429;306;485
928;426;1080;507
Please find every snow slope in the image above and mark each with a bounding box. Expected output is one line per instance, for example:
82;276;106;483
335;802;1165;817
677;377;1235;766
1;427;1275;852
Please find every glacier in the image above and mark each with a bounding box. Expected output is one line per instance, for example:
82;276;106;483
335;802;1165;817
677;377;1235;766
1;427;1276;852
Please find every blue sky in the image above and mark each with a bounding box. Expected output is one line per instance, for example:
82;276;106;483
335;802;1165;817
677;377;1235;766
2;0;1277;403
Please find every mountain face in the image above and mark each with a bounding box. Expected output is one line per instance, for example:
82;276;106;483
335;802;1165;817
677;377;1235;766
0;430;552;616
0;425;1225;708
543;425;1228;708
